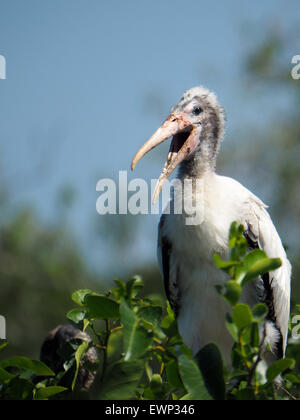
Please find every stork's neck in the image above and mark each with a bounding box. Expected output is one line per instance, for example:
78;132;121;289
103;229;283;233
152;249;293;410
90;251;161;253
178;137;220;180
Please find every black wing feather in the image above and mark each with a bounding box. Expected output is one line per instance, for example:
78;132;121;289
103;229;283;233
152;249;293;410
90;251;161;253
159;215;181;317
244;227;283;359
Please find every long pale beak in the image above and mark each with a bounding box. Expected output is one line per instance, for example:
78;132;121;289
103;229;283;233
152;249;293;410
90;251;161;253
131;113;201;203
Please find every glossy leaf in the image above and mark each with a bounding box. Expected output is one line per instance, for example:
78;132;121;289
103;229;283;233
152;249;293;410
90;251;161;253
66;308;86;324
72;340;89;390
225;313;239;342
233;304;253;331
120;299;152;361
0;367;15;383
72;289;93;306
266;358;295;383
241;257;282;286
85;294;120;319
223;281;242;306
137;306;163;327
34;386;67;400
0;341;8;353
126;275;144;299
252;303;268;323
99;359;145;400
0;357;54;377
195;343;226;400
177;351;212;400
213;253;239;270
166;360;183;389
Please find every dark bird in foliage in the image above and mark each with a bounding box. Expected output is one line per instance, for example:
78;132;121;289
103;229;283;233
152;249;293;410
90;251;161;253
132;86;291;365
40;325;97;390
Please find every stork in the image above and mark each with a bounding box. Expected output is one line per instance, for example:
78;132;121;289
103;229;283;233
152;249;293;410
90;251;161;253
131;86;291;365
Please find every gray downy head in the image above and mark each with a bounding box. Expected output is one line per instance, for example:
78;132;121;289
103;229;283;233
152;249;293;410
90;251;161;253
172;86;226;178
131;86;226;202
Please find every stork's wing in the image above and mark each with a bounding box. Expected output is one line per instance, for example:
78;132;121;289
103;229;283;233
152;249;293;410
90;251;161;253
243;196;291;357
157;215;181;317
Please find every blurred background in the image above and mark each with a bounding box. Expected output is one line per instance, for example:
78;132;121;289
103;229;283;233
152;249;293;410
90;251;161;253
0;0;299;358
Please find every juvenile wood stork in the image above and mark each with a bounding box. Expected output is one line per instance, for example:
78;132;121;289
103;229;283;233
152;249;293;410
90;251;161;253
40;325;97;389
131;86;291;364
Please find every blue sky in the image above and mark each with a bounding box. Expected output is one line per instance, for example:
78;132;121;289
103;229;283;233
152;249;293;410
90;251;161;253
0;0;298;276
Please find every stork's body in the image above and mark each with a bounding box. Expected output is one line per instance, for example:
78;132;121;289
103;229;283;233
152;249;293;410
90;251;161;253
158;173;290;363
132;86;291;362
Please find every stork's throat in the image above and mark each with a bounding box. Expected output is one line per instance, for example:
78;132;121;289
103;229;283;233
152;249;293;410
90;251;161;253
171;128;193;154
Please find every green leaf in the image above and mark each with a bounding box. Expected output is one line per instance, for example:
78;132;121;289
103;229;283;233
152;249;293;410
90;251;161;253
285;373;300;384
120;299;152;361
222;281;242;306
225;313;239;342
252;303;268;323
3;377;35;400
213;254;239;270
150;373;163;392
250;323;260;347
72;340;89;390
161;301;180;340
241;323;260;347
177;351;212;400
72;289;93;306
231;343;246;370
85;294;120;319
107;329;124;364
243;249;267;265
143;387;156;400
126;275;144;299
0;366;15;383
34;386;67;400
82;318;90;331
0;357;54;376
234;250;265;283
229;222;248;259
166;360;183;389
137;306;163;327
230;369;249;380
266;358;295;383
180;393;195;400
66;308;86;324
235;388;256;400
99;359;145;400
0;341;8;353
112;279;127;300
233;304;253;331
195;343;226;400
241;256;282;286
161;304;175;330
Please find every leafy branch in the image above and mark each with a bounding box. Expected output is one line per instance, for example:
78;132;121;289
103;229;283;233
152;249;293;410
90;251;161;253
0;222;299;400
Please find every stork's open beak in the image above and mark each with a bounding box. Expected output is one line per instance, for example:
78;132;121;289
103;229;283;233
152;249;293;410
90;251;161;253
131;113;201;203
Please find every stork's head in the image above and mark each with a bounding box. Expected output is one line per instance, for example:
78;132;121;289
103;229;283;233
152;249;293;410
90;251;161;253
131;86;225;202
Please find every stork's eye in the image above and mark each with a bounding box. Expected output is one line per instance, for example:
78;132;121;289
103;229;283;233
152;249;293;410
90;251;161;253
192;106;203;116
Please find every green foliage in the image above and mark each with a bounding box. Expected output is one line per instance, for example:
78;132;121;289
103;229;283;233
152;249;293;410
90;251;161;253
1;222;300;400
0;348;67;400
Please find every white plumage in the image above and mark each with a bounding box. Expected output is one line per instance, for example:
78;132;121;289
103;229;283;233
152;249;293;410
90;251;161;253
158;173;291;363
132;86;291;363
